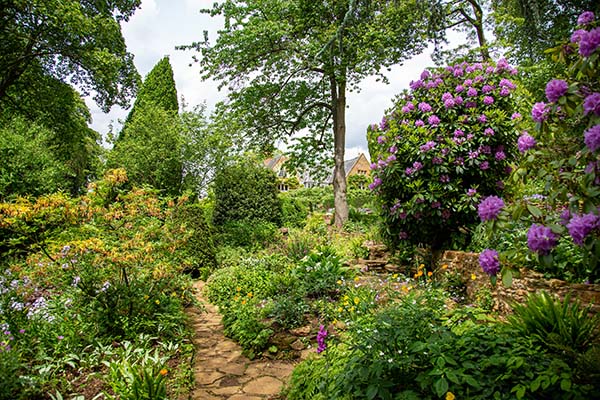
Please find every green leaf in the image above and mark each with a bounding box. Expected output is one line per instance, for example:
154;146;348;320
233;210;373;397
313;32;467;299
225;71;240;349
501;269;513;287
560;379;571;391
530;377;541;392
366;384;378;399
445;370;460;384
434;377;449;398
526;204;543;218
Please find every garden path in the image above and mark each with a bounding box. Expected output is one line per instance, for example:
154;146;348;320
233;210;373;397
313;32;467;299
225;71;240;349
189;280;297;400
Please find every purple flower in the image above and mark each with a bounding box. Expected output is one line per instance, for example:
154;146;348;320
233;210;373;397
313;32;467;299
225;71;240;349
432;157;443;165
420;70;431;80
560;209;571;225
518;132;536;153
467;87;478;97
495;151;506;160
419;141;436;152
377;135;386;144
567;213;600;245
380;117;389;130
418;102;432;112
415;120;425;127
583;93;600;116
464;79;473;86
454;129;464;137
545;79;569;103
479;249;500;276
316;325;328;353
467;188;477;197
405;167;415;176
444;98;455;108
499;78;516;89
511;112;522;120
527;224;558;255
399;231;408;239
387;154;396;162
484;128;495;136
571;29;587;43
469;150;479;159
455;84;465;93
584;125;600;152
454;96;464;105
499;87;510;97
480;161;490;170
578;11;595;26
428;115;441;126
482;85;494;94
441;92;453;101
440;175;450;183
531;102;549;122
431;201;441;208
478;114;487;123
410;80;424;90
497;58;510;70
483;96;494;105
478;196;505;221
579;28;600;57
413;161;423;170
368;177;383;190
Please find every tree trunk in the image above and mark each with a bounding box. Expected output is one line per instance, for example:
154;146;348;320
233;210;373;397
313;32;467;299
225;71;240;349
331;79;349;227
467;0;490;61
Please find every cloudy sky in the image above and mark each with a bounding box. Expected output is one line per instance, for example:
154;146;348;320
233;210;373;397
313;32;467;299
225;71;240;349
86;0;440;159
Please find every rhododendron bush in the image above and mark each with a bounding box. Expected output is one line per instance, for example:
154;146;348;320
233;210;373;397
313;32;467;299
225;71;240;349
368;59;525;251
477;12;600;284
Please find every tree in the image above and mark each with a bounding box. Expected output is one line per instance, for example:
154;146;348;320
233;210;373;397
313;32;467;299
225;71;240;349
492;0;599;97
109;57;182;195
0;0;140;111
107;104;183;195
119;56;179;139
0;117;66;200
181;0;443;226
0;62;101;194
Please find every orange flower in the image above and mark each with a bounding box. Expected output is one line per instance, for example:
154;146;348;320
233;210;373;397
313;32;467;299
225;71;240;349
427;271;433;277
159;368;168;376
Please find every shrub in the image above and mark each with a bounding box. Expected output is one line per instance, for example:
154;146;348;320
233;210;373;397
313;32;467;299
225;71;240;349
477;12;600;284
217;220;280;249
280;193;309;228
212;160;282;226
368;59;524;251
293;247;350;298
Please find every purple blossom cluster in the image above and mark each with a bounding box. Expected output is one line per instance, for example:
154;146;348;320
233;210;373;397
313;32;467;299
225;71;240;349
584;125;600;152
545;79;569;103
479;249;500;276
316;324;328;353
517;132;536;153
567;213;600;245
477;196;505;221
527;224;559;255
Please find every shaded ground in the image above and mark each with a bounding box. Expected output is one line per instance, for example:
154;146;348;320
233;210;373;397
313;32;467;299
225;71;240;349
189;281;299;399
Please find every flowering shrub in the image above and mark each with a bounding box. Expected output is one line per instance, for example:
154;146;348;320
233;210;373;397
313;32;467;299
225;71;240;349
368;59;524;251
477;11;600;284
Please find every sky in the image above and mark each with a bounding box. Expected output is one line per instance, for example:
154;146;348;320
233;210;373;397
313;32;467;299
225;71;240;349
86;0;441;159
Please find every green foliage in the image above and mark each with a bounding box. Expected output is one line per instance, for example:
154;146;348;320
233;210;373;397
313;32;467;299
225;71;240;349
0;118;66;200
218;221;280;249
0;0;140;112
121;56;179;140
212;160;282;226
222;298;273;358
507;291;600;355
369;59;524;250
107;105;184;195
267;292;309;330
104;345;169;400
293;247;350;298
280;193;310;228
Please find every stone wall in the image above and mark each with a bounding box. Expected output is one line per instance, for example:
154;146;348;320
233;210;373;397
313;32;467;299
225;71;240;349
439;250;600;315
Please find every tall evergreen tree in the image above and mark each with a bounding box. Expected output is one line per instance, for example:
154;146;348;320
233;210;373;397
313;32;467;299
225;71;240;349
109;57;183;195
119;56;179;140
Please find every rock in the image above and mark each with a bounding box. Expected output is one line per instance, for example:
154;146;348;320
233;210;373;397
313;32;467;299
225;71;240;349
243;376;284;395
290;339;305;351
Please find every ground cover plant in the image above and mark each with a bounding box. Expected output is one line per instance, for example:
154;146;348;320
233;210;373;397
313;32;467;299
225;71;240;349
0;169;205;398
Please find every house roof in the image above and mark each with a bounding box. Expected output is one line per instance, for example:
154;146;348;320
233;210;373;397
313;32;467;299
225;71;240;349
344;155;360;176
264;154;285;170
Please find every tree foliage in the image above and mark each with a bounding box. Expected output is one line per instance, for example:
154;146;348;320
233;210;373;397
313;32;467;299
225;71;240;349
181;0;444;226
0;0;141;112
212;160;282;227
0;118;66;200
120;56;179;139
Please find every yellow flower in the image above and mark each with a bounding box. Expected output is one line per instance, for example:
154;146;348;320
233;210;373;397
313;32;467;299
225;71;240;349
338;307;343;313
247;292;253;298
155;299;160;305
418;264;424;270
236;286;241;292
446;392;455;400
241;299;246;305
354;277;360;282
349;306;355;313
427;271;433;277
441;264;448;269
159;368;168;376
392;273;398;279
233;295;239;301
471;273;477;280
337;280;343;285
354;297;360;305
401;286;409;293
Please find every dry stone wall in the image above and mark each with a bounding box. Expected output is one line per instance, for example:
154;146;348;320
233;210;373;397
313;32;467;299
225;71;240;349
439;250;600;315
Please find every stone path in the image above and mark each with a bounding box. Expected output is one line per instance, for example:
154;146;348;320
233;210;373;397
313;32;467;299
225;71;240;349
189;280;298;399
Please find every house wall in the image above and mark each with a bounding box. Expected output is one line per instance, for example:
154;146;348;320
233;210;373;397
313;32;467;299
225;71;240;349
348;154;371;177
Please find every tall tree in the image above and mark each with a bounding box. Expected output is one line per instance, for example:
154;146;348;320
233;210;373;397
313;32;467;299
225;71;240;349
120;56;179;139
109;57;183;195
181;0;443;226
0;0;141;111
